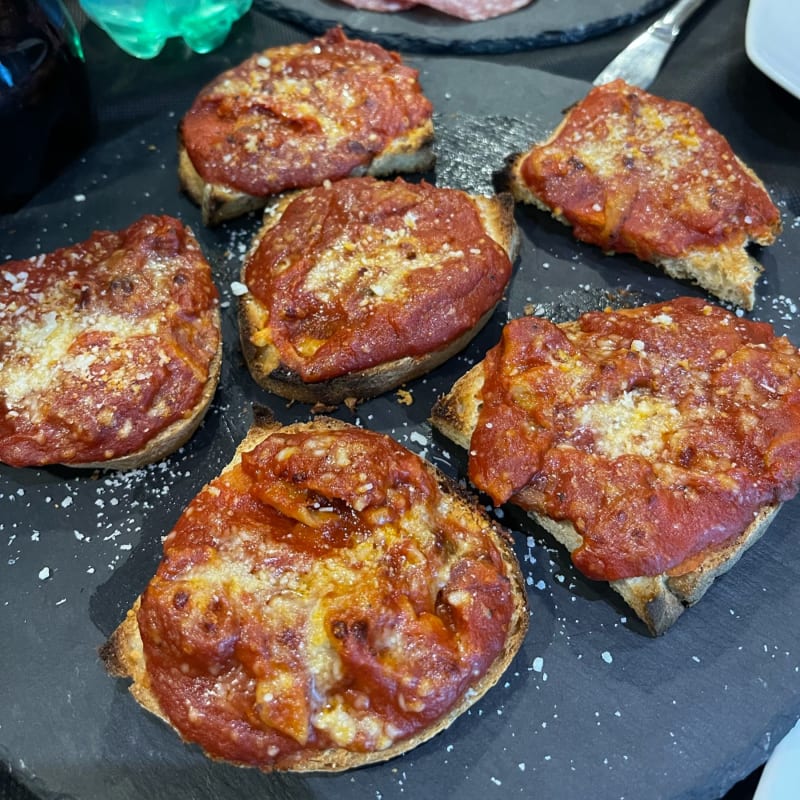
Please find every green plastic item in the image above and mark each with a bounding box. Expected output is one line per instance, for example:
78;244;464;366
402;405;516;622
78;0;253;59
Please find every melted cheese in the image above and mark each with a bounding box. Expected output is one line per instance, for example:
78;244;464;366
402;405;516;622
161;488;435;747
302;225;445;308
568;104;703;188
576;390;681;460
256;501;442;744
3;293;155;410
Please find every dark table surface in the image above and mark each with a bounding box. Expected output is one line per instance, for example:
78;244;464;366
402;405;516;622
2;0;798;798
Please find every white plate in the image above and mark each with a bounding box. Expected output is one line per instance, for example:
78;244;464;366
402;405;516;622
754;719;800;800
746;0;800;98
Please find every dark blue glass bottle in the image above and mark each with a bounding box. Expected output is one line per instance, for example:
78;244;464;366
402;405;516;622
0;0;93;212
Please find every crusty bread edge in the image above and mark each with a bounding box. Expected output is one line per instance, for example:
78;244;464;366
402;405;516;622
101;413;529;771
237;189;519;406
179;119;436;227
178;147;266;227
430;360;782;636
239;305;499;407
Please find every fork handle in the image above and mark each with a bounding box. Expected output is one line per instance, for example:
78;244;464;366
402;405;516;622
660;0;709;35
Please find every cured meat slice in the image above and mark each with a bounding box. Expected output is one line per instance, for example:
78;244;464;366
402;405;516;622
420;0;533;21
337;0;533;20
341;0;416;9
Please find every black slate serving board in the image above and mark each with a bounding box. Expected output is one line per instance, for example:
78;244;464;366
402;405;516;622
254;0;674;53
2;45;800;800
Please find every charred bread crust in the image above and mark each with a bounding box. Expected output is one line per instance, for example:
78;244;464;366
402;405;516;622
503;83;782;312
101;413;529;771
430;360;783;636
525;495;779;636
238;187;519;406
178;121;436;228
238;309;497;406
178;145;267;227
474;191;520;259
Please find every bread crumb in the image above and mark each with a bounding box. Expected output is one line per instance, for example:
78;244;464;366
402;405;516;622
396;389;413;405
409;431;427;447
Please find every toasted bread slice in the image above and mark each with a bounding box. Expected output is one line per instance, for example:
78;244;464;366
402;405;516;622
102;412;528;771
431;299;800;634
0;215;222;470
431;359;781;634
179;28;435;226
238;177;519;406
504;79;782;310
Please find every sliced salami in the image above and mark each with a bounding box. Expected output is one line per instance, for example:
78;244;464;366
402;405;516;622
336;0;533;20
339;0;416;10
419;0;533;21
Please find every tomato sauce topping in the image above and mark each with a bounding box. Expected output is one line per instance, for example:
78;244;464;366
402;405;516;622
136;425;518;767
243;176;513;382
469;297;800;580
181;27;433;197
518;80;781;261
0;215;220;467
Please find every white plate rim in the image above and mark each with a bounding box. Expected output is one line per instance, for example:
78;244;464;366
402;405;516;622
745;0;800;99
754;718;800;800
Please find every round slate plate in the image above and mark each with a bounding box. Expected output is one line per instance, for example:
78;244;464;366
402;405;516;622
254;0;673;53
2;42;800;800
